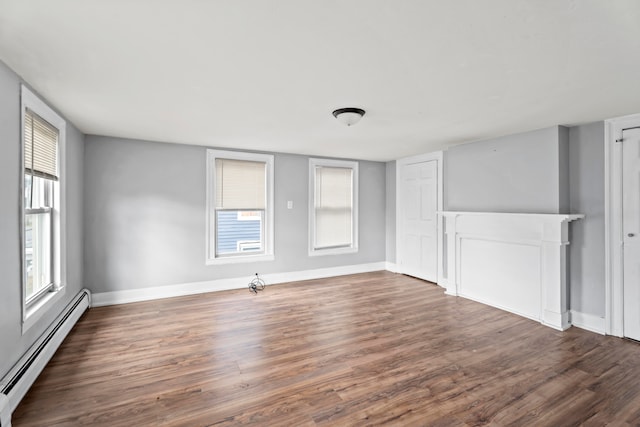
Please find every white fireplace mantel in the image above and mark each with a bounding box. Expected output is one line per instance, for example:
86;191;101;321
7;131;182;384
440;211;584;330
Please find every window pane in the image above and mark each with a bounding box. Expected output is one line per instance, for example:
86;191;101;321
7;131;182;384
315;208;352;248
25;212;51;300
314;166;353;249
216;210;263;256
207;150;274;263
28;175;54;209
24;174;32;208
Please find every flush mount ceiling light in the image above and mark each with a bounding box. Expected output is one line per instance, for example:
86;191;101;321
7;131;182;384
332;107;366;126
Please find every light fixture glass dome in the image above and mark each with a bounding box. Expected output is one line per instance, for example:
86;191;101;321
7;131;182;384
332;107;365;126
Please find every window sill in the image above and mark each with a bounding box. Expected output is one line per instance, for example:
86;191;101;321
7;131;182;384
206;254;275;266
309;247;358;257
23;286;66;334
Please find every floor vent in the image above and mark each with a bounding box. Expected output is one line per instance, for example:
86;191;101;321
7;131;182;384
0;289;91;426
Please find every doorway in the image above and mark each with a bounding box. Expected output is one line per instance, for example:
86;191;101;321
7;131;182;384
396;152;443;284
622;128;640;340
606;114;640;339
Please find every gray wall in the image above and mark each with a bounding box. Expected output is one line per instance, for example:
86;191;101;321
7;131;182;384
443;122;605;318
446;126;569;213
0;60;84;379
569;122;605;318
558;126;570;214
385;161;396;264
83;136;386;293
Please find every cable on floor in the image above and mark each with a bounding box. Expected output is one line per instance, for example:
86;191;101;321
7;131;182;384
248;273;265;294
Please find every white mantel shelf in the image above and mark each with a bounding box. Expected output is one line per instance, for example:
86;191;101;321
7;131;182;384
439;211;584;331
440;211;584;221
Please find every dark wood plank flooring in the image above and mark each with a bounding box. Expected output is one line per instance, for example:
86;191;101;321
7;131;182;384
12;271;640;426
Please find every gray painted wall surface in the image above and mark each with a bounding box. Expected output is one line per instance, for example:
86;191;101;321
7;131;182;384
443;122;604;317
569;122;605;318
385;161;396;263
83;136;386;293
445;126;568;213
0;60;84;379
558;126;570;214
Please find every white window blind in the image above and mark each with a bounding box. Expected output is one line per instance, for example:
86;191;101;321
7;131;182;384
215;159;266;209
314;166;353;249
24;109;59;181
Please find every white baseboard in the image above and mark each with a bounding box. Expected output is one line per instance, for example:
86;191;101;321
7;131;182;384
384;262;398;273
570;310;606;335
457;292;542;326
92;262;387;307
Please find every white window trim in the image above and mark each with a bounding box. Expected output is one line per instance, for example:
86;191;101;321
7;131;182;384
308;158;359;257
205;149;274;265
21;85;67;333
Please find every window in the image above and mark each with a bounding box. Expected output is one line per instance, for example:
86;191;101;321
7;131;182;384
206;150;274;264
21;85;66;331
309;158;358;256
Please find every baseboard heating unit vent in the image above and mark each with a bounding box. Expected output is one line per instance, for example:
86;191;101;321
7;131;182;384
0;289;91;427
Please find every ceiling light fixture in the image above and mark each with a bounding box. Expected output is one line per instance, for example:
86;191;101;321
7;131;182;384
332;107;366;126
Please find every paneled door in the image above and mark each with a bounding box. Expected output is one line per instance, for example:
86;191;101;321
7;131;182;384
398;159;438;282
623;128;640;341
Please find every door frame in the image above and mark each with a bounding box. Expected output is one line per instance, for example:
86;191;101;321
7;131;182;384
396;151;444;286
605;113;640;337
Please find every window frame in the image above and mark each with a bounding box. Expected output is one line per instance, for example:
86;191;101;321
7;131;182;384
308;158;359;257
20;85;66;333
205;149;274;265
25;202;53;304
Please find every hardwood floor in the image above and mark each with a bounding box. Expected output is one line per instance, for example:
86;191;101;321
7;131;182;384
12;271;640;426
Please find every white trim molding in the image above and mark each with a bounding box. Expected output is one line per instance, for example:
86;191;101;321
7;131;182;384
20;85;68;334
308;158;359;257
92;262;386;306
395;151;444;285
605;113;640;337
205;149;275;266
441;211;583;331
570;310;606;335
384;262;398;273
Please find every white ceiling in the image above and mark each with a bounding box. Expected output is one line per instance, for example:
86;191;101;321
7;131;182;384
1;1;639;162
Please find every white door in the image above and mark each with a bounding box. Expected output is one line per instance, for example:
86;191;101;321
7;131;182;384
623;128;640;341
398;160;438;282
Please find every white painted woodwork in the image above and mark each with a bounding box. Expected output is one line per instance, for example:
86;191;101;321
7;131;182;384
398;160;438;282
441;211;583;330
605;113;640;337
570;310;606;335
623;128;640;341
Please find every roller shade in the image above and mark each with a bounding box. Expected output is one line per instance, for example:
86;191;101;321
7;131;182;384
314;166;353;248
24;109;59;181
215;158;266;209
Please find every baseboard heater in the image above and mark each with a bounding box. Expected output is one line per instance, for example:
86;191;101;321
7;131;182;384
0;289;91;427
